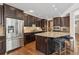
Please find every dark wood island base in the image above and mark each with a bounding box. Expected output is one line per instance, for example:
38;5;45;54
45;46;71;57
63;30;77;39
36;35;55;55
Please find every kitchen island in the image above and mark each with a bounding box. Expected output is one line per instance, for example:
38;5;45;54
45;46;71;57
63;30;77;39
35;32;70;55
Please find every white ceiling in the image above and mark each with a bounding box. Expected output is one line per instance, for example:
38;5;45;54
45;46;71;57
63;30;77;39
6;3;74;19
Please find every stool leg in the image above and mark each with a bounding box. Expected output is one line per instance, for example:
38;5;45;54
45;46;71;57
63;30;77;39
65;42;67;55
59;43;61;55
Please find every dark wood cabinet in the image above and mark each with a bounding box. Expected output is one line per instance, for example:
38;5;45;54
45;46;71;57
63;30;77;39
24;14;28;26
27;15;33;26
36;35;55;55
24;33;35;45
24;31;44;45
0;5;3;25
53;17;61;26
24;14;43;27
3;4;24;20
0;36;6;54
24;15;33;26
41;19;47;31
3;4;16;18
15;9;24;20
36;19;41;27
53;16;70;27
61;16;70;27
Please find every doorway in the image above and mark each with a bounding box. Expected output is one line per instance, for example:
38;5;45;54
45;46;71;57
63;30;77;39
74;10;79;54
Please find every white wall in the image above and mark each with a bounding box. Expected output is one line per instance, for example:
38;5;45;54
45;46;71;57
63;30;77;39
61;3;79;54
75;21;79;34
70;12;76;53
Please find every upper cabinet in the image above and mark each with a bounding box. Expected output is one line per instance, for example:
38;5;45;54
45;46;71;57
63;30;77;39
41;19;47;31
3;4;24;20
15;8;24;20
0;5;3;25
27;15;33;26
24;13;28;26
62;16;70;27
3;4;16;18
35;18;41;27
53;17;61;26
53;16;70;27
24;14;43;27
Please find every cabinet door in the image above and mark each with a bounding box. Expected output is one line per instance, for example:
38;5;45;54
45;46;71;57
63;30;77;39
40;37;48;54
15;9;23;20
4;4;16;18
24;14;28;26
64;16;70;27
0;41;3;53
36;20;41;27
0;5;3;25
36;36;48;54
61;16;70;27
36;36;42;50
28;15;32;26
31;16;35;24
53;17;61;26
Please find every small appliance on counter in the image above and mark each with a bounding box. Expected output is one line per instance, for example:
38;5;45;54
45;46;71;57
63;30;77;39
60;27;69;32
53;26;61;31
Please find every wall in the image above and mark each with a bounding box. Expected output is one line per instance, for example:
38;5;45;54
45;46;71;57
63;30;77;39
24;27;42;33
70;12;75;53
75;21;79;34
61;3;79;54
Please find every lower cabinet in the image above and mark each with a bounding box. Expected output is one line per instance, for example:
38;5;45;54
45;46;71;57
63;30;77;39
24;33;35;45
0;37;6;54
36;36;55;55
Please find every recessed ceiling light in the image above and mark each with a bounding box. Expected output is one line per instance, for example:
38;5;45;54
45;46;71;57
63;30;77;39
29;10;34;13
52;5;55;7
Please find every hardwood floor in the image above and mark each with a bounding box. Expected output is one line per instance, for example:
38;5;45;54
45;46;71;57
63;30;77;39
8;41;44;55
75;34;79;55
7;40;75;55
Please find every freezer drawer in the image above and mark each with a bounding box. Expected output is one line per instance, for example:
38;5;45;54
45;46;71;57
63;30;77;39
6;38;21;52
6;40;12;52
12;39;20;49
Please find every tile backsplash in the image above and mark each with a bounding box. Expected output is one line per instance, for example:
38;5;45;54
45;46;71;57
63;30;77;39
24;27;42;33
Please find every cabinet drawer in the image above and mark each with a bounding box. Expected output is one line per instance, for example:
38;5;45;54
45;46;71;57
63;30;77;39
0;41;3;50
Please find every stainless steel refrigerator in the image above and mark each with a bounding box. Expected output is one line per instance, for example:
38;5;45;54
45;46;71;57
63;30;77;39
6;18;24;52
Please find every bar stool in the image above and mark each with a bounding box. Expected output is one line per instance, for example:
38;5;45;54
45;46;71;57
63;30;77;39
52;37;66;55
64;36;74;54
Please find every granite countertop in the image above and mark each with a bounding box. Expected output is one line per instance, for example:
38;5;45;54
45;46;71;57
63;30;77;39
24;30;43;33
35;32;70;38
